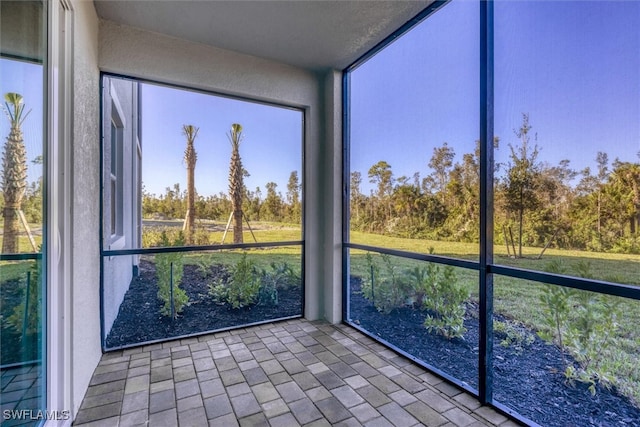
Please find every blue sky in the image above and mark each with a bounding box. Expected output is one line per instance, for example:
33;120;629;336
351;0;639;194
141;83;302;197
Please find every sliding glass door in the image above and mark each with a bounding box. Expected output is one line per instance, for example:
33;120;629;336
0;1;47;425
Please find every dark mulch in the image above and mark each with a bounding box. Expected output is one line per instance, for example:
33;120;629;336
348;276;640;427
105;259;303;348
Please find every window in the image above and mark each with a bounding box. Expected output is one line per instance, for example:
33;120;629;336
109;119;123;239
345;0;480;390
100;75;304;350
344;1;640;425
492;0;640;422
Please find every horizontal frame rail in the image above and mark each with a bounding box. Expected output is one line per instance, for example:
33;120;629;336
345;242;479;271
102;240;304;257
0;252;42;261
490;264;640;301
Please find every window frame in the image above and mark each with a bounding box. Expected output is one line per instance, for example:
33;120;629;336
98;72;307;351
107;85;126;249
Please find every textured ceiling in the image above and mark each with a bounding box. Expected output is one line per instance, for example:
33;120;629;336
94;0;434;71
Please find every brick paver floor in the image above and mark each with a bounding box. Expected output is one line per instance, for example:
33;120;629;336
74;319;518;426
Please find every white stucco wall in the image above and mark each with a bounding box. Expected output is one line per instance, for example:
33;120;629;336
98;20;334;322
70;0;102;415
323;70;344;324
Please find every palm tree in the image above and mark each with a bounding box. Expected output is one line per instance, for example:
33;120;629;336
182;124;199;244
228;123;244;244
2;93;30;254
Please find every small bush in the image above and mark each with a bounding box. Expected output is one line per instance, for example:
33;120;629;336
269;261;301;290
422;264;468;339
210;253;260;309
156;231;189;318
494;319;534;354
143;226;186;248
258;272;278;307
361;253;412;314
540;259;620;395
193;227;211;246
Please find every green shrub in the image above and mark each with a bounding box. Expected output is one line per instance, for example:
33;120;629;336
210;253;260;309
258;271;278;307
422;264;468;339
193;227;211;246
540;259;620;395
156;231;189;318
494;319;535;354
269;261;301;290
361;253;412;314
195;255;214;279
143;226;187;248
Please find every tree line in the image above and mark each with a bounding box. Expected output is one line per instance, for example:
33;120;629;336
142;171;302;226
351;114;640;255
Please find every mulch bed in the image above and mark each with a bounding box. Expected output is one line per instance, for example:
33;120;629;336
105;259;303;348
348;276;640;427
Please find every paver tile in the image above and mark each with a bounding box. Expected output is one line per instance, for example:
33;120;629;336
74;402;121;425
474;406;508;425
76;320;502;427
251;382;279;403
238;412;269;427
149;389;175;414
209;413;240;427
261;397;289;418
175;377;199;399
291;371;321;390
124;374;149;395
148;408;178;427
204;394;233;419
118;408;148;426
178;406;208;426
377;401;419;427
442;407;478;426
331;385;365;408
315;397;351;424
276;381;306;403
288;397;323;424
177;394;203;412
230;392;261;418
405;401;449;426
350;402;380;423
243;366;268;385
121;390;149;414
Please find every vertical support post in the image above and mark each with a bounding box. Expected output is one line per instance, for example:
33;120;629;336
342;71;352;322
22;271;32;344
479;0;495;405
170;262;175;320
